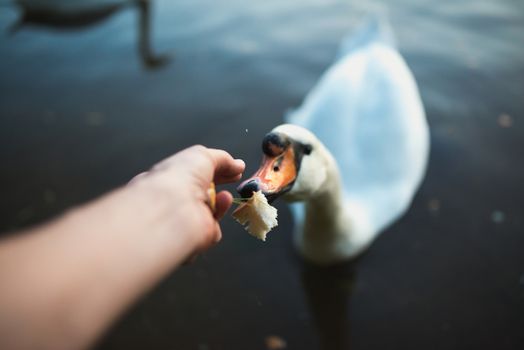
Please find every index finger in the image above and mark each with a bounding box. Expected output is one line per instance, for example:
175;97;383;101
206;148;245;184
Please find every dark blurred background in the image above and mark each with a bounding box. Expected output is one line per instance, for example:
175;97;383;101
1;0;523;349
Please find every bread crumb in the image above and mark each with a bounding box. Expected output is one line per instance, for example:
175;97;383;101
207;182;216;213
232;191;278;241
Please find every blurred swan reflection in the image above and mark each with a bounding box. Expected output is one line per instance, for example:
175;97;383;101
11;0;170;69
302;262;356;350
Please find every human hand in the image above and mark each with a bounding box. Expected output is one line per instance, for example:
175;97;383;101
0;145;244;350
130;145;245;253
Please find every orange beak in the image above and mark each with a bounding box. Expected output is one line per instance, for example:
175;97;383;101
237;146;298;202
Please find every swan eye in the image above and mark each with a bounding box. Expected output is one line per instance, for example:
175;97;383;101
273;166;280;172
303;144;313;155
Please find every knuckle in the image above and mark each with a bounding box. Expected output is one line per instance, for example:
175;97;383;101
190;144;207;153
190;145;215;165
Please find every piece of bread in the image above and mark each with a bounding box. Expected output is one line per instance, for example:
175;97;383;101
232;191;278;241
207;182;216;213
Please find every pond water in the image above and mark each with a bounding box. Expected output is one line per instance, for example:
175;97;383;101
1;0;523;349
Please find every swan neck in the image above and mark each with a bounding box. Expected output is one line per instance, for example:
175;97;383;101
304;161;344;236
307;183;342;217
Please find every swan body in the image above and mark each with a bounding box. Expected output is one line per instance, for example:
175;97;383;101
238;19;429;264
14;0;132;16
11;0;169;69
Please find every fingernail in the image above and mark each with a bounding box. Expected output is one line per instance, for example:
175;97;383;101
235;159;245;168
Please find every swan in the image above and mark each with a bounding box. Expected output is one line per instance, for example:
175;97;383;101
12;0;135;27
237;19;429;265
10;0;169;68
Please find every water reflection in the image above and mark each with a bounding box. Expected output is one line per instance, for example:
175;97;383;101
302;261;357;350
10;0;170;69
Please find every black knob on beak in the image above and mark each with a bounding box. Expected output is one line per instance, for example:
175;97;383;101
237;179;260;198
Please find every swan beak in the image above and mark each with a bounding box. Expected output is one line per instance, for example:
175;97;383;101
236;147;298;202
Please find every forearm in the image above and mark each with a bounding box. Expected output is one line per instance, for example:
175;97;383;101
0;179;198;350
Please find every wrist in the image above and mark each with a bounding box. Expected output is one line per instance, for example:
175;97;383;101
127;173;205;256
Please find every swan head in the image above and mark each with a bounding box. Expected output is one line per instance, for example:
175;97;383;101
237;124;329;203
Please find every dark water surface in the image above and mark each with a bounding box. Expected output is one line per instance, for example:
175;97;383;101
1;0;524;349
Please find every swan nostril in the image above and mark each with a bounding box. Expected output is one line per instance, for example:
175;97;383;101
237;179;260;198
